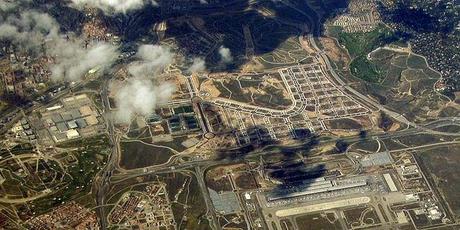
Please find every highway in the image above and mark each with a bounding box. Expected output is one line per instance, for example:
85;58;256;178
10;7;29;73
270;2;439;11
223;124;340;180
93;76;121;229
88;115;460;229
1;2;458;229
195;166;222;230
308;35;413;125
0;79;92;135
107;117;460;186
308;35;460;138
83;52;460;230
90;13;460;229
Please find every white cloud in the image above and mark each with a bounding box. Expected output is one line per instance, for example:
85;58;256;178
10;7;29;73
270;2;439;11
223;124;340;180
151;0;159;7
69;0;149;14
187;57;206;74
128;45;174;78
218;45;233;64
0;0;31;12
114;78;175;123
0;1;18;12
0;11;60;53
50;42;119;81
0;10;119;81
114;45;176;124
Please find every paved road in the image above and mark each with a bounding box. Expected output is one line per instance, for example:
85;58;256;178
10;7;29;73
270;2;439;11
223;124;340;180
91;77;460;229
109;117;460;186
93;77;120;229
96;118;460;229
310;35;460;138
87;18;460;230
309;36;414;125
0;80;90;135
195;166;222;230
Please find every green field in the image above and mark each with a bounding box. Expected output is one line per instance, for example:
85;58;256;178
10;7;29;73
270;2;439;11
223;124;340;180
165;172;211;230
295;212;342;230
407;54;428;69
330;25;399;83
119;140;174;169
26;135;111;215
343;206;381;228
337;37;446;122
350;55;383;82
350;140;380;153
331;25;396;58
326;118;362;130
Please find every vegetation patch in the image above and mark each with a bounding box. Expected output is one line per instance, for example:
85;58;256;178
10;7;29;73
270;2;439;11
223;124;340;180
119;140;174;169
330;25;399;83
417;145;460;219
295;212;342;230
26;135;110;215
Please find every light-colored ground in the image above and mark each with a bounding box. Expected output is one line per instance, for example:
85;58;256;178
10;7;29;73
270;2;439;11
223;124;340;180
320;37;350;66
201;79;221;98
275;196;371;217
241;59;265;72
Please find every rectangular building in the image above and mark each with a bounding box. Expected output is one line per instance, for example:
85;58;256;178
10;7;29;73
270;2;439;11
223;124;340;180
383;173;398;192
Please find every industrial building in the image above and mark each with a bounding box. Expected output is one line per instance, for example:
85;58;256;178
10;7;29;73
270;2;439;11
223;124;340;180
31;94;103;144
383;173;398;192
10;118;36;141
267;176;369;201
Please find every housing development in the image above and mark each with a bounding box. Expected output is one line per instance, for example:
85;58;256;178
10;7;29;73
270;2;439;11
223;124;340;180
0;0;459;230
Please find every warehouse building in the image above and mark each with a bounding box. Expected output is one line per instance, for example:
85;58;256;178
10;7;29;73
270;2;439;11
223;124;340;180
31;94;103;144
267;176;369;201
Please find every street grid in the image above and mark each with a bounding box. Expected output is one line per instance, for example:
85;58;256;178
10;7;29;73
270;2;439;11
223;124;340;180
199;61;371;144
